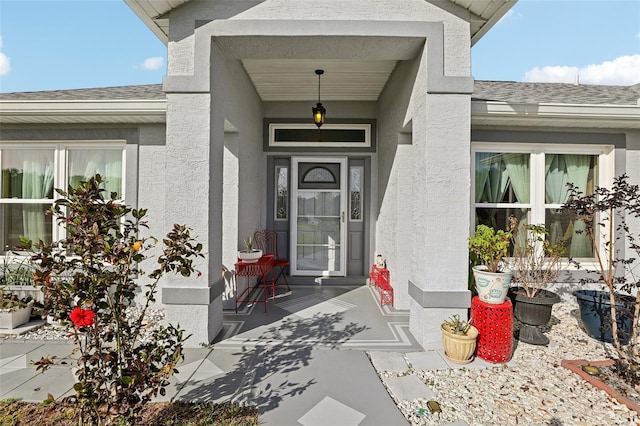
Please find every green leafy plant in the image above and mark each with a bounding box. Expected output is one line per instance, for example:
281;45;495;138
0;290;35;312
442;314;471;335
508;220;567;298
468;224;513;273
0;254;43;314
0;254;35;286
243;236;255;252
23;174;204;425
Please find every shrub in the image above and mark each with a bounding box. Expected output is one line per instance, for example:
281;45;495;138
23;175;203;425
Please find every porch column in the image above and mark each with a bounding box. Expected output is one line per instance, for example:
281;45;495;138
161;90;225;347
407;91;472;348
407;55;473;349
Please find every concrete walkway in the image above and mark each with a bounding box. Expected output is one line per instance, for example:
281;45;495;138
0;286;505;425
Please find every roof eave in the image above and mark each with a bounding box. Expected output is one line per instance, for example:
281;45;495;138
125;0;517;45
0;99;167;124
471;100;640;129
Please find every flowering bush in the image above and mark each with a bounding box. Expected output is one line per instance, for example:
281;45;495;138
24;175;203;425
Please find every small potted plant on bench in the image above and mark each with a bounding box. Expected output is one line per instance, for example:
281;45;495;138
237;236;262;263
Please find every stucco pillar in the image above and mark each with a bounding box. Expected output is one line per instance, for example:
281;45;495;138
408;92;472;349
161;92;224;347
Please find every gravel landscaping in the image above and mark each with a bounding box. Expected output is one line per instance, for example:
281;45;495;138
378;302;640;426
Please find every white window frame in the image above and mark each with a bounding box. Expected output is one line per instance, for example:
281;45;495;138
471;142;615;262
0;141;126;248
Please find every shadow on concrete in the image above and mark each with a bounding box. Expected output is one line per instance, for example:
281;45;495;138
175;310;369;414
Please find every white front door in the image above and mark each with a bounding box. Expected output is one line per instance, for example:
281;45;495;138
291;157;347;276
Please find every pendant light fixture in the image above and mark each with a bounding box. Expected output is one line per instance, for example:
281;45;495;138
312;69;326;128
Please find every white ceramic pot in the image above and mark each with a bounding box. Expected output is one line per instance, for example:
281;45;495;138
237;250;262;263
3;285;44;303
0;306;32;329
472;265;512;304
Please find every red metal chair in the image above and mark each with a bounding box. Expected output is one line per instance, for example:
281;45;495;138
253;229;291;292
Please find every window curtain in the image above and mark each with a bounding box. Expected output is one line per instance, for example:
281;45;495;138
504;154;530;251
545;155;570;244
21;157;54;242
476;153;509;229
70;150;122;198
565;155;592;257
545;154;593;257
475;153;510;229
475;153;491;202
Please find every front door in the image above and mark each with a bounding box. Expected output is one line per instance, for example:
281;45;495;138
291;157;347;276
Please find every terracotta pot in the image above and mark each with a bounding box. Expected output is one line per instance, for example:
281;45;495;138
472;265;512;304
441;323;479;364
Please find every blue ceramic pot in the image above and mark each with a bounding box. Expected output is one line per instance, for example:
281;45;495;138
574;290;635;345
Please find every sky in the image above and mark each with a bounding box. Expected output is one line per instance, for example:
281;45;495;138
0;0;638;93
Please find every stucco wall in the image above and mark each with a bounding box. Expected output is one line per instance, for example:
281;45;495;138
625;130;640;279
168;0;470;77
376;58;419;309
137;124;167;307
212;42;265;300
163;6;265;344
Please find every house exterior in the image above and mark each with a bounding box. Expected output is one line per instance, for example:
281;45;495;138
0;0;639;348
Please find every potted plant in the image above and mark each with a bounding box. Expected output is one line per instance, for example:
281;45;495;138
507;221;564;345
562;174;640;354
0;288;35;329
237;236;262;263
469;224;513;304
0;253;44;304
0;254;45;328
441;314;479;364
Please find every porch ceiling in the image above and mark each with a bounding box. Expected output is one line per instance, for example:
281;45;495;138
241;59;397;102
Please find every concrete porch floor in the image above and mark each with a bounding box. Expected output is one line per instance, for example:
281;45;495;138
0;285;492;425
218;284;422;352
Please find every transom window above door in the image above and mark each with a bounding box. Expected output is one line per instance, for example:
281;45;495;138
268;123;372;149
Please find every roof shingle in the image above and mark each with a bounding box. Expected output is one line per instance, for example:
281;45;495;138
1;81;638;106
472;81;640;106
0;84;165;101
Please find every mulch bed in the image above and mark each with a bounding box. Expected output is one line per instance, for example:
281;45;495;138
0;399;259;426
562;359;640;415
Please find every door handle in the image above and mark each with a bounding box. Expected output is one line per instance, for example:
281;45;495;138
341;211;345;223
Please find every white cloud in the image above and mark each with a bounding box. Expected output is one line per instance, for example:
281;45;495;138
0;53;10;76
499;10;514;22
140;57;164;71
497;9;520;24
0;36;9;76
637;32;640;39
523;54;640;85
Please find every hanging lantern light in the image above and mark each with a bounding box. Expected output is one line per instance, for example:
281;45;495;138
312;69;326;128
